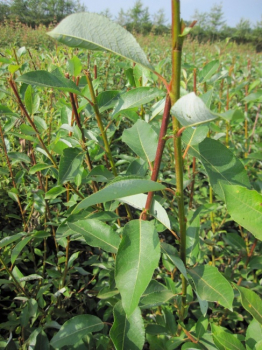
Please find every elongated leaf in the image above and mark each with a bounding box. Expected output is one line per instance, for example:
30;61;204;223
186;213;200;265
188;265;234;310
0;233;24;248
72;177;165;213
58;147;84;184
112;87;164;117
29;163;53;174
67;219;120;253
199;60;220;83
110;301;145;350
122;120;158;162
161;242;188;280
115;220;160;316
234;284;262;324
16;70;81;95
119;193;171;230
11;236;32;264
45;186;67;200
189;138;250;199
212;325;245;350
182;125;209;147
50;314;104;349
48;12;154;71
223;185;262;240
139;280;174;309
171;93;219;127
24;85;40;115
8;152;31;164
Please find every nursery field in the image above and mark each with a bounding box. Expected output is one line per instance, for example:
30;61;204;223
0;10;262;350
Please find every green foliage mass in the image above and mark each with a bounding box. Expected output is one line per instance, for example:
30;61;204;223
0;6;261;350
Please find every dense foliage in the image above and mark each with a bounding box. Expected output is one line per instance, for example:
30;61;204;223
0;5;262;350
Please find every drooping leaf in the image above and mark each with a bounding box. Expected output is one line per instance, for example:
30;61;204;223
0;233;25;248
139;280;175;309
188;265;234;310
48;12;154;71
212;324;245;350
171;92;219;127
67;219;120;253
50;315;104;349
223;185;262;240
11;236;32;264
115;220;160;316
58;147;85;184
234;284;262;324
122;119;158;162
110;301;145;350
119;193;171;230
161;242;188;280
8;152;31;164
72;177;165;213
189;138;250;199
112;87;164;118
16;70;81;95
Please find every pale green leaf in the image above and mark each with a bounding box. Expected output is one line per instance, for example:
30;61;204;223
24;85;40;115
29;163;53;174
223;185;262;240
72;177;165;213
11;236;32;264
122;119;158;162
199;60;220;83
48;12;154;71
212;325;245;350
234;284;262;324
188;265;234;310
110;301;145;350
50;315;104;349
115;220;160;316
246;319;262;350
112;87;164;118
67;219;120;253
45;186;67;200
0;233;25;248
171;92;219;127
119;193;171;230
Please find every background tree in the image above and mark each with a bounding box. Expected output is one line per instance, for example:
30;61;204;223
153;8;168;35
208;2;226;40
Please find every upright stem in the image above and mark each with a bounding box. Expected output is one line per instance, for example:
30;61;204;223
171;0;187;318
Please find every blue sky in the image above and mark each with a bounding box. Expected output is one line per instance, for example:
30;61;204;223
81;0;262;27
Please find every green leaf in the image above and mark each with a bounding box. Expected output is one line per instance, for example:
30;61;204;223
189;138;250;199
112;87;164;118
97;90;121;113
110;301;145;350
24;85;40;115
234;284;262;324
246;319;262;350
223;185;262;240
16;70;81;95
72;177;165;213
67;219;120;253
122;119;158;162
161;242;188;280
58;147;84;184
48;12;154;71
139;280;175;309
86;165;114;182
115;220;160;316
196;316;208;340
50;314;104;349
212;325;246;350
0;233;24;248
45;186;67;200
67;56;82;77
171;93;219;127
8;151;31;164
182;125;209;147
188;265;234;310
29;163;53;174
199;60;220;83
11;236;32;264
119;193;171;230
186;213;200;265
